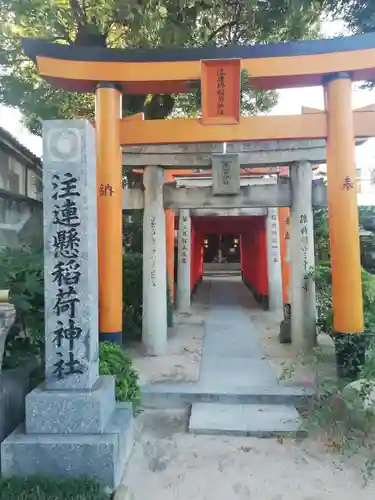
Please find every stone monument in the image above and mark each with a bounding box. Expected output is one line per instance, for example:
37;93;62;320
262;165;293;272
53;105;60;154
1;120;133;489
0;291;16;381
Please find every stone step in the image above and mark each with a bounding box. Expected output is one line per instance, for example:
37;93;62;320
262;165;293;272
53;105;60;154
204;271;241;277
141;382;314;409
188;402;306;437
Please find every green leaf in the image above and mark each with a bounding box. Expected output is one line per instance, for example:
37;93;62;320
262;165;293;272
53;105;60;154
0;0;329;129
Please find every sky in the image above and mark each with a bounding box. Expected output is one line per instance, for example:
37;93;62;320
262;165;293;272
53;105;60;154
1;19;375;172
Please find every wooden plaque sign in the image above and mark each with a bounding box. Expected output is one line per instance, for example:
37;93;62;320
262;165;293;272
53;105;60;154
201;59;241;125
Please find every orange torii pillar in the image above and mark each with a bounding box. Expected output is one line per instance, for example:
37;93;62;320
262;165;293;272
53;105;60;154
278;207;291;343
258;218;269;310
241;231;252;291
199;233;204;281
95;83;123;344
324;74;364;339
190;224;201;293
190;224;195;294
192;230;204;289
164;171;175;304
240;232;246;283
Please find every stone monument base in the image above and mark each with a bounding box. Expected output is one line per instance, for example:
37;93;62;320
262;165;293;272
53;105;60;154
1;377;134;489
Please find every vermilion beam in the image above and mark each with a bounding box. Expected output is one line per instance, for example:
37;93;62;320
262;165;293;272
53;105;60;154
118;112;375;145
22;33;375;92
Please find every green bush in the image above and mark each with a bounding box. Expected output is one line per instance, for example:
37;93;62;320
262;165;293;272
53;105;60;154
0;247;146;359
0;476;110;500
0;245;44;368
122;253;174;335
0;247;140;406
311;264;375;336
0;245;174;348
122;253;143;338
99;342;140;405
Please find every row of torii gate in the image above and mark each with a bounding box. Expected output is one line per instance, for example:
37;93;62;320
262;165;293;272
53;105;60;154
123;139;330;355
23;32;375;357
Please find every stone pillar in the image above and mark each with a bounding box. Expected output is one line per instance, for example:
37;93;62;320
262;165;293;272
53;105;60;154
177;209;191;313
142;166;167;355
43;122;99;390
290;161;317;350
325;74;363;334
1;120;133;489
266;208;283;312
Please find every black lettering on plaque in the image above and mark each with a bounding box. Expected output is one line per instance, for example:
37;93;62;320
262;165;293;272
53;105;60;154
52;351;84;379
52;260;81;287
65;351;85;375
53;318;82;350
53;286;80;318
217;68;226;115
52;228;81;259
52;173;80;199
53;352;65;379
53;199;80;227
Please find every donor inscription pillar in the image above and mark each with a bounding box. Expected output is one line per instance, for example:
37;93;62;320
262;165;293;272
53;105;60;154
1;121;133;489
325;74;364;335
177;209;191;313
142;166;168;355
266;208;283;312
290;161;316;350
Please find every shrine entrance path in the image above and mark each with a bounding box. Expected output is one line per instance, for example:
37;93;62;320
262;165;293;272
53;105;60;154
141;276;312;408
197;275;277;392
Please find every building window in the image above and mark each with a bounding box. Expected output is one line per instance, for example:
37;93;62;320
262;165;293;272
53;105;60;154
8;170;19;194
27;169;42;200
8;157;26;195
0;149;9;190
0;197;6;223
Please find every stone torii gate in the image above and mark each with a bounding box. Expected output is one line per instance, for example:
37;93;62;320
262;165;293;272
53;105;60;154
122;139;334;355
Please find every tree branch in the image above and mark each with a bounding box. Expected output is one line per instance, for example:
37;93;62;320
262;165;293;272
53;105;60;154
208;21;238;42
69;0;86;25
232;0;244;44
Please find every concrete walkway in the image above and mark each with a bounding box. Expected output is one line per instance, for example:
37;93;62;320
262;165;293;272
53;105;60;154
142;276;312;413
198;276;278;392
188;277;302;436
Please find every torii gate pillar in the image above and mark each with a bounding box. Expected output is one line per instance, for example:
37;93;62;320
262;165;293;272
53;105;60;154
325;74;363;335
95;83;123;344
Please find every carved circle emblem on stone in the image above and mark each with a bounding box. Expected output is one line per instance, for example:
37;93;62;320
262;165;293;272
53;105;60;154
46;128;82;163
